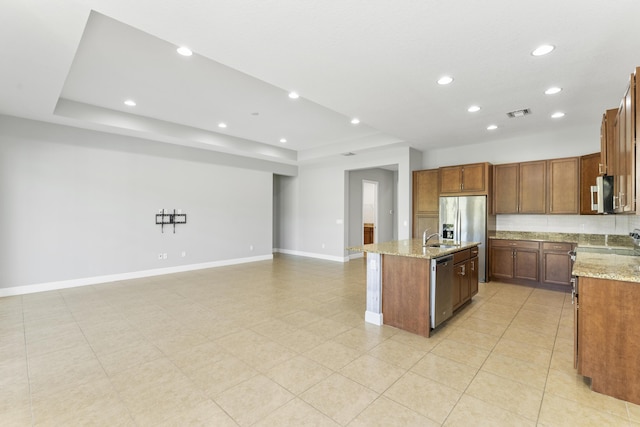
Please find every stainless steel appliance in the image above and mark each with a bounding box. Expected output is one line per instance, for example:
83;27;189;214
430;255;453;329
590;175;614;214
439;195;488;282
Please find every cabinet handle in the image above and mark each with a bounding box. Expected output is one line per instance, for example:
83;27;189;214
471;261;475;271
460;265;466;276
598;163;605;174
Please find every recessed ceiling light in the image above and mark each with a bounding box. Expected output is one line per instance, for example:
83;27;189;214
467;105;481;113
551;112;565;119
288;92;299;99
351;118;360;124
487;124;498;130
437;76;454;85
545;87;562;95
218;122;227;128
176;46;193;56
124;99;136;107
279;138;287;143
532;44;555;56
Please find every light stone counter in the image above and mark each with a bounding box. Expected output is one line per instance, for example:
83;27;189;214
573;251;640;283
350;239;480;259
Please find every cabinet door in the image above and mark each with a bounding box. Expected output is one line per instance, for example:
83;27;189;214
548;157;579;214
604;109;618;177
580;153;600;215
542;251;572;286
514;249;539;282
439;166;462;193
494;163;519;214
614;100;626;213
413;169;439;213
452;262;466;310
519;161;547;213
622;76;635;212
490;246;515;280
469;256;479;297
461;163;486;193
413;214;438;239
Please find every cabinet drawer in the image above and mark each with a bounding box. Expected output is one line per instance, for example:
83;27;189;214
453;249;471;264
542;242;573;252
491;239;540;250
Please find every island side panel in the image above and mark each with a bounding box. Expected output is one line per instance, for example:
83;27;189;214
381;254;431;337
364;252;383;325
579;277;640;405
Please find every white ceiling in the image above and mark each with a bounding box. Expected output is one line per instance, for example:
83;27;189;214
2;0;640;164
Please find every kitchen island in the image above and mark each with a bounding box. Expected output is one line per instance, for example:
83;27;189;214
351;239;480;337
572;248;640;405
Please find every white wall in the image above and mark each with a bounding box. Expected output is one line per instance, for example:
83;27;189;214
0;116;279;292
275;146;418;261
347;169;396;249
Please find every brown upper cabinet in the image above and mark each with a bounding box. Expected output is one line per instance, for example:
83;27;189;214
548;157;580;214
599;109;617;176
439;162;491;195
613;73;636;213
493;160;546;214
580;153;600;215
412;169;439;238
493;157;579;215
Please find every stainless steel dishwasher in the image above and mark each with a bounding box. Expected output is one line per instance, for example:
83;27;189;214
430;255;454;329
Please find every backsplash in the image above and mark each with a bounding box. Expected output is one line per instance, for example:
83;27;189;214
496;214;640;235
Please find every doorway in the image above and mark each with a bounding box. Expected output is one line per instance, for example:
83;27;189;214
362;180;378;245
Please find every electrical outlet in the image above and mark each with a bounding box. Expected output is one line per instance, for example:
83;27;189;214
162;253;167;259
181;251;186;257
249;245;254;251
321;243;325;249
158;253;163;260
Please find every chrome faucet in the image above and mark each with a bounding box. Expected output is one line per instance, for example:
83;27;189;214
423;230;440;246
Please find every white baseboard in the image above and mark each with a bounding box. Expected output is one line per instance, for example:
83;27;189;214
273;248;348;263
365;311;383;326
0;254;273;297
349;252;364;260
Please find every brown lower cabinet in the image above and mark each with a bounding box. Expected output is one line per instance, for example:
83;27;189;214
489;239;574;288
576;276;640;405
453;247;479;310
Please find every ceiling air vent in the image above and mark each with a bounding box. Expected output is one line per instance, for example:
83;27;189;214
506;108;532;118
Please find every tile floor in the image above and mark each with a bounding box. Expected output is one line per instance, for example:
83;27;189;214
1;254;639;426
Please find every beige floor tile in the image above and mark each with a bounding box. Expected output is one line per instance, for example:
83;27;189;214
431;338;490;369
384;371;461;424
250;317;299;340
348;396;438;427
512;308;560;329
549;337;575;374
367;339;426;369
304;340;362;371
481;352;548;390
502;324;557;350
253;398;340;427
215;374;294;426
273;328;326;353
187;352;259;397
302;317;353;339
332;327;386;352
279;310;325;328
446;326;500;351
545;368;629;419
166;340;229;375
538;393;630;426
389;329;442;352
156;398;238;427
266;355;333;395
97;340;164;376
465;370;543;421
457;315;508;337
301;373;378;425
340;354;406;393
443;394;535;427
411;352;478;392
152;331;209;357
492;337;552;367
629;401;640;423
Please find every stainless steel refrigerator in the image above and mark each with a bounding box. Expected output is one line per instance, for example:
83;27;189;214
439;196;488;282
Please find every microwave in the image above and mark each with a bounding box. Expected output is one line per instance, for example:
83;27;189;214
590;175;614;214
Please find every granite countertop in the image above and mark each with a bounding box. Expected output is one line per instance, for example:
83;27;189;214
491;231;640;282
573;251;640;283
490;231;634;247
349;239;479;259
